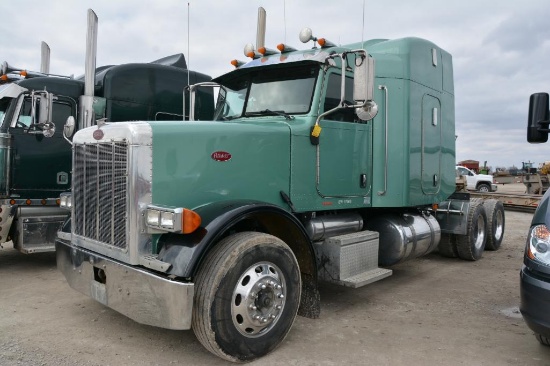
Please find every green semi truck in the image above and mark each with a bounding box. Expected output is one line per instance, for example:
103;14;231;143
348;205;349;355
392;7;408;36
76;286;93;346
0;9;213;254
56;27;505;362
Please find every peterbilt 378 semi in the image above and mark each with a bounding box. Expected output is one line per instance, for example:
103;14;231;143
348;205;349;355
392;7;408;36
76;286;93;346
0;9;213;254
56;27;506;362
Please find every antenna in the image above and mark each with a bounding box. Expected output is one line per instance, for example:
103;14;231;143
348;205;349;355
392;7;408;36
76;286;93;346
283;0;287;43
187;2;190;88
362;0;366;49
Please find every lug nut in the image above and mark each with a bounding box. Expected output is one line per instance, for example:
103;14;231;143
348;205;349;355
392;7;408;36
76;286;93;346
278;294;284;299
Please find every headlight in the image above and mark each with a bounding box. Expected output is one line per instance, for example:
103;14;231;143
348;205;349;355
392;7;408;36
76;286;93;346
59;193;72;210
527;224;550;265
146;209;161;226
145;205;201;234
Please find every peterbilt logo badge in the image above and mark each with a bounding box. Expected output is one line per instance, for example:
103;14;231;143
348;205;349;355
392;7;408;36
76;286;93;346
211;151;232;162
93;129;104;140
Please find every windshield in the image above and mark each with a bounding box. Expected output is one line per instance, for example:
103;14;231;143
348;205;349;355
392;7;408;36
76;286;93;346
0;97;11;126
214;65;319;120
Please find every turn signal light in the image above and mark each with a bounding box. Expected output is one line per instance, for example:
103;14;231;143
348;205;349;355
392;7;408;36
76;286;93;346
182;208;201;234
9;199;15;205
25;199;31;205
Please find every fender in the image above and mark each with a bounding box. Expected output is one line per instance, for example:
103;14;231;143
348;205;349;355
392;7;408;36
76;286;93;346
157;200;321;318
532;189;550;227
157;200;315;278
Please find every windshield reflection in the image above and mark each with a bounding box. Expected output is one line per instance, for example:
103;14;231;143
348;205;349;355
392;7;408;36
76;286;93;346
214;65;318;121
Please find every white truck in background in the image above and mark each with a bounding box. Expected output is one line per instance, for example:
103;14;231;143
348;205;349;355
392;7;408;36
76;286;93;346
456;166;498;192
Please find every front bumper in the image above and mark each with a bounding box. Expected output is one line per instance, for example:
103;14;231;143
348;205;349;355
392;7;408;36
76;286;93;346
520;265;550;338
56;238;194;330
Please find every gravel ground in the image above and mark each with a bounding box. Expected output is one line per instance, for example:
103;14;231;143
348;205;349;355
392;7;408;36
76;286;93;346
1;187;549;365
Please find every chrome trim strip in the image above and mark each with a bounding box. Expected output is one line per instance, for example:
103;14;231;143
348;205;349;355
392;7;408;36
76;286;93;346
377;85;388;196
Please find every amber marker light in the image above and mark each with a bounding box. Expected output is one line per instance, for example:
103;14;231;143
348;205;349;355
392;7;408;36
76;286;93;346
9;199;15;205
56;198;60;205
41;199;47;205
0;75;7;81
230;59;245;68
318;38;326;47
25;199;32;205
277;44;297;53
182;208;201;234
432;203;439;211
20;70;28;77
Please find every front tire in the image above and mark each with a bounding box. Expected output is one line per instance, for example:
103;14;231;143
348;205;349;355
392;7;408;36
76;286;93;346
456;199;487;261
192;232;301;362
483;199;505;250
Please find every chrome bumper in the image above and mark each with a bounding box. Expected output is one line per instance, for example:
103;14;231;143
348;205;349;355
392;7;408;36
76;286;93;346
56;239;194;330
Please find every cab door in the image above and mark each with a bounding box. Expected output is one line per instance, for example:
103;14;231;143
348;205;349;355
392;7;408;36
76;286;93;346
317;72;372;198
9;96;75;198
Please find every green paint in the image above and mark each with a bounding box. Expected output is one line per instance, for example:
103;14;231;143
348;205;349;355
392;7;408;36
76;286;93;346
147;37;456;213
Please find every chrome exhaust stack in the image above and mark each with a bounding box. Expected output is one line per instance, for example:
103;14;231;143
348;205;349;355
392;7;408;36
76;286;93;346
78;9;98;130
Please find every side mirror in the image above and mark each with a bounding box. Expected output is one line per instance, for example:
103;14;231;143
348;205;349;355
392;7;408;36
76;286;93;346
527;92;549;143
354;54;378;121
63;116;76;141
38;91;53;125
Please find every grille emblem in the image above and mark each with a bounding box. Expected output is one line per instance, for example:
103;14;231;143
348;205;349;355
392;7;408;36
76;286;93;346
93;129;104;140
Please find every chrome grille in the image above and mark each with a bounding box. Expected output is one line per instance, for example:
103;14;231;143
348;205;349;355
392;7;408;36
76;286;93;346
73;142;128;249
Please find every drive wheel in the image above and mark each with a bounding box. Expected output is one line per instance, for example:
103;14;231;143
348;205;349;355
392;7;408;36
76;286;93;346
438;233;458;258
483;199;505;250
456;200;487;261
192;232;301;362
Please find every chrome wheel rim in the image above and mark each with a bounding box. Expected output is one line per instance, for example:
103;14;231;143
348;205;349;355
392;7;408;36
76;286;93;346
231;261;286;338
474;215;486;250
494;210;504;241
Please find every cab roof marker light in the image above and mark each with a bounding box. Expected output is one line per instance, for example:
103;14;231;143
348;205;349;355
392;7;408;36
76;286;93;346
258;47;278;56
277;43;297;53
231;59;246;68
318;38;336;48
243;43;262;60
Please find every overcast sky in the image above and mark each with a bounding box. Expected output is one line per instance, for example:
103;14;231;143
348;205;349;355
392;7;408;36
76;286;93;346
2;0;549;170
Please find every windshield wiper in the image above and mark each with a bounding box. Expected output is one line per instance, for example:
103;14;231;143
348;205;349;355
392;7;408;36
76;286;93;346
245;109;294;120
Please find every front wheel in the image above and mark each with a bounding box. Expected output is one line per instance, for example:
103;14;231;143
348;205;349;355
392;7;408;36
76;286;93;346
192;232;301;362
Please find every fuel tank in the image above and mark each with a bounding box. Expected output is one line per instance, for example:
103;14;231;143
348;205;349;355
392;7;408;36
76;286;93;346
365;212;440;266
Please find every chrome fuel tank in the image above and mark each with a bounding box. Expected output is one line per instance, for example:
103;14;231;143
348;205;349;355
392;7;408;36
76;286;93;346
365;212;440;266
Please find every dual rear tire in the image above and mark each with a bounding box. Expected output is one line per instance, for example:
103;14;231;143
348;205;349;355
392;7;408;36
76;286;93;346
438;198;505;260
